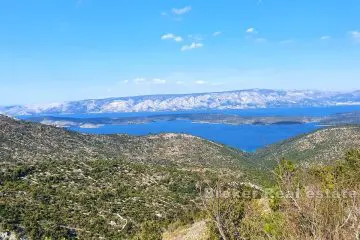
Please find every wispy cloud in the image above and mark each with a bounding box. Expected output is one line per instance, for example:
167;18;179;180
120;80;129;84
172;6;192;15
213;31;222;37
181;42;203;51
320;36;331;40
131;78;168;85
246;28;266;43
133;78;146;85
195;80;207;85
176;81;185;85
255;38;267;43
188;34;205;42
246;28;258;34
161;33;183;42
152;78;167;84
349;31;360;43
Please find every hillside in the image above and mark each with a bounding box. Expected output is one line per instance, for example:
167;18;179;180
0;115;250;170
252;125;360;167
0;115;258;239
1;154;208;239
1;89;360;115
2;114;360;180
2;115;360;239
320;111;360;125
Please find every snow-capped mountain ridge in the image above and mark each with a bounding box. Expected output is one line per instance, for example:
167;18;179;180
1;89;360;116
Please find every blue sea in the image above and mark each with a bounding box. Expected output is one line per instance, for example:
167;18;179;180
22;106;360;152
70;121;319;152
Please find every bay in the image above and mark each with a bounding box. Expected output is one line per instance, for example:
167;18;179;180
21;106;360;152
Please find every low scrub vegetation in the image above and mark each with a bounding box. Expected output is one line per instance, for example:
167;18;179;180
1;116;360;239
203;150;360;240
0;158;206;239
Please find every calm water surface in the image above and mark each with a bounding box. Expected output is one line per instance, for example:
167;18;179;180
69;121;320;152
22;106;360;152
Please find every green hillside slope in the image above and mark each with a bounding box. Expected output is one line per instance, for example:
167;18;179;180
0;115;252;170
252;125;360;168
0;115;258;239
2;115;360;239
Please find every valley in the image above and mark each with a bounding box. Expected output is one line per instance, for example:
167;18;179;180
1;114;360;239
2;1;360;238
16;106;360;152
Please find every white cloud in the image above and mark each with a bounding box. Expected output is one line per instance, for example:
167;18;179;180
152;78;167;84
161;33;183;42
131;78;168;85
119;80;129;84
188;34;205;42
181;42;203;51
161;34;173;40
320;36;330;40
172;6;192;15
173;36;183;42
161;12;167;16
133;78;146;85
195;80;207;85
246;28;257;34
213;31;222;37
350;31;360;43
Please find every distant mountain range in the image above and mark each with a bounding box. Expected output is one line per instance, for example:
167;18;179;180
2;89;360;116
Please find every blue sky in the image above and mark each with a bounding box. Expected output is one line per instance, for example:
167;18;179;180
0;0;360;105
